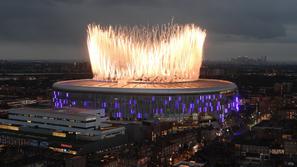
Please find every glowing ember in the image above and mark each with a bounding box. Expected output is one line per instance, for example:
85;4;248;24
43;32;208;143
87;23;206;83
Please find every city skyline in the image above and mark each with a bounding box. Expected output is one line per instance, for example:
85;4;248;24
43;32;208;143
0;1;296;166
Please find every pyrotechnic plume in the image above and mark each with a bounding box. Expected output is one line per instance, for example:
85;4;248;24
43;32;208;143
87;23;206;83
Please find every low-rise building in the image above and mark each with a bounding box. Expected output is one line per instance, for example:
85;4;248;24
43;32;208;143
0;108;125;141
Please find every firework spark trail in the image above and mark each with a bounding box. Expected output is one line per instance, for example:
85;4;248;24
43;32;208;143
87;23;206;83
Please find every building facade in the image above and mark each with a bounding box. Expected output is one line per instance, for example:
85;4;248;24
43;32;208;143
52;79;239;121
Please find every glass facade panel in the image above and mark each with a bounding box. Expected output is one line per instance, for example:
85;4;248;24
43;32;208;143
52;90;239;121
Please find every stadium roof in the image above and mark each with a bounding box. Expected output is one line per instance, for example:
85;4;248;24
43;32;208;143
53;79;237;95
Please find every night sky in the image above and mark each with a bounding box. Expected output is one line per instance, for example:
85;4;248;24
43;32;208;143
1;0;297;62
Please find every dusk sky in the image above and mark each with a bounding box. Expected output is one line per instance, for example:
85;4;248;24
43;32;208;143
1;0;297;62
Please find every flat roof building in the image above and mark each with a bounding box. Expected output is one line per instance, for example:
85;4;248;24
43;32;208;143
0;108;125;141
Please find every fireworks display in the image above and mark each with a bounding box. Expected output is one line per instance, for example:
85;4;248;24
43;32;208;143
87;23;206;83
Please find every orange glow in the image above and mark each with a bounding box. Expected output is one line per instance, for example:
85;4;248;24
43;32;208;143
0;124;19;131
52;131;66;138
87;23;206;83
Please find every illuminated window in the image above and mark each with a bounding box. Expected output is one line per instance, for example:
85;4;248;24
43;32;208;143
52;132;66;138
0;124;19;131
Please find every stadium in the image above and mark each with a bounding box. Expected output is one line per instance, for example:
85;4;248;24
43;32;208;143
52;23;239;121
52;79;238;121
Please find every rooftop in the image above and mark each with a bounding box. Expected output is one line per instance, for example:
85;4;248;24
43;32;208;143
53;79;237;95
254;119;297;130
8;108;98;121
